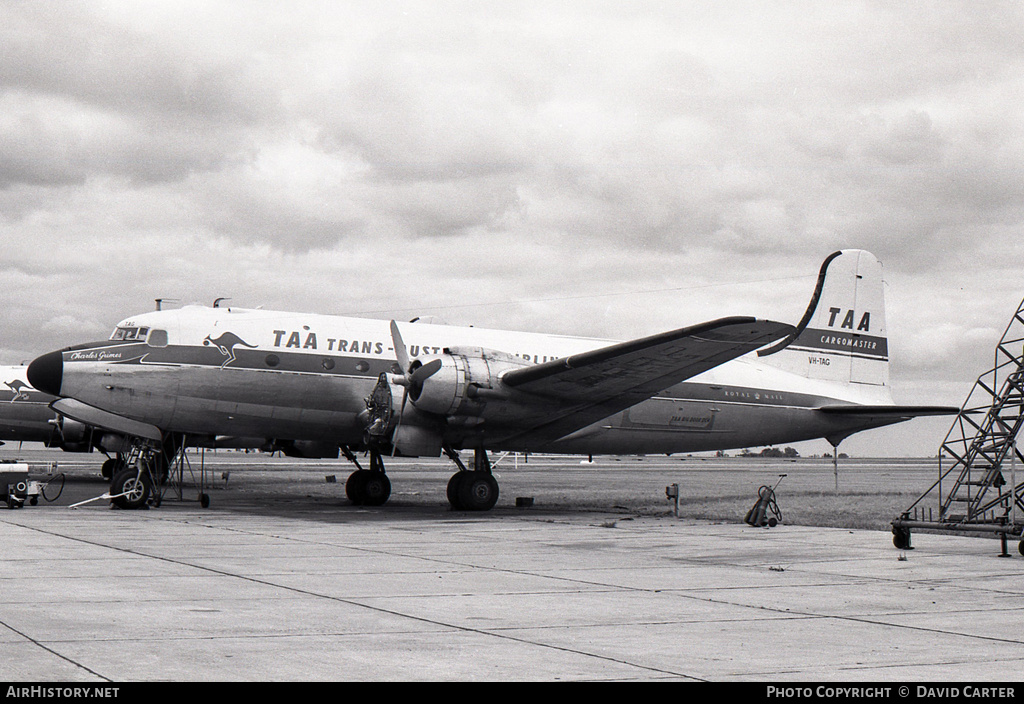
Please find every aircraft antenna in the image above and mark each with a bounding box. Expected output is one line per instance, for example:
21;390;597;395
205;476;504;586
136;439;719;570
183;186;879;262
155;298;180;311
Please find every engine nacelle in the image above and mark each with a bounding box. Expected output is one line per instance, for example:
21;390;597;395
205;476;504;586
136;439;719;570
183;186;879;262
280;440;340;459
44;417;94;452
408;347;527;417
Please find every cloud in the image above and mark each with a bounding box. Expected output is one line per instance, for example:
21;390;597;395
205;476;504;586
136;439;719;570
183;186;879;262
0;2;280;190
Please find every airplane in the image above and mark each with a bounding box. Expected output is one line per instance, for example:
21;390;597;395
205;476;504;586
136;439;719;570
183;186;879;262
0;363;119;461
26;249;957;511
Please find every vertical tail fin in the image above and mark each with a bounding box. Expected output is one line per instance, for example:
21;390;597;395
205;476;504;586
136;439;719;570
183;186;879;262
758;250;890;388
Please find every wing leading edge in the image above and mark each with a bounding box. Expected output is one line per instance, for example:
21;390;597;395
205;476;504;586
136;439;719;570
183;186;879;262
495;317;796;448
50;398;164;441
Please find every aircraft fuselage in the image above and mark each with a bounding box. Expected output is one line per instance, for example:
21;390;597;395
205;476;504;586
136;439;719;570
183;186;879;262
28;306;898;455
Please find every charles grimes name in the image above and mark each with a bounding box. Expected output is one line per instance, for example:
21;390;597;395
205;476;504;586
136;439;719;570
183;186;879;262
69;350;126;362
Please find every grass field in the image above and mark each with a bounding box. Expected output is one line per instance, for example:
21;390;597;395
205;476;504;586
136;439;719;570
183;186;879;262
5;447;953;533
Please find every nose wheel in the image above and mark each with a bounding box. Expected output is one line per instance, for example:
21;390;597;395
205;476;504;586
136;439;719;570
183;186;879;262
110;466;154;510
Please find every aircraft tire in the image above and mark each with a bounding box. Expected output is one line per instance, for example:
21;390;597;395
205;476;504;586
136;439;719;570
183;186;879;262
110;468;152;510
346;470;368;504
457;472;499;511
101;458;119;480
447;472;466;510
361;473;391;506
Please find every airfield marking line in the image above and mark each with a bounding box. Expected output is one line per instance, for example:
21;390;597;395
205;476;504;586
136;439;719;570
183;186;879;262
16;508;1024;677
637;580;1024;651
6;518;706;682
112;512;1024;644
0;617;112;682
106;514;1024;664
211;512;1024;651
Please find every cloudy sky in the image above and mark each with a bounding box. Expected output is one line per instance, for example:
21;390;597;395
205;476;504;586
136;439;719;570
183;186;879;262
2;1;1023;456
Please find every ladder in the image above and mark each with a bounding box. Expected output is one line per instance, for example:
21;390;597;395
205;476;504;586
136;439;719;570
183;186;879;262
893;297;1024;553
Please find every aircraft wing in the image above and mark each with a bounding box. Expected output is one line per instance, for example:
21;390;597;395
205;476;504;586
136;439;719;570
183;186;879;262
495;317;795;448
50;398;163;442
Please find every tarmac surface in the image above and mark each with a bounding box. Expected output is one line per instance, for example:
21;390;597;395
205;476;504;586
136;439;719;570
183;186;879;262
3;450;1024;682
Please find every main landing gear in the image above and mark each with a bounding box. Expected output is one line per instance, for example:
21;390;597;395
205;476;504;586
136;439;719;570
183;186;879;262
445;446;499;512
340;445;499;511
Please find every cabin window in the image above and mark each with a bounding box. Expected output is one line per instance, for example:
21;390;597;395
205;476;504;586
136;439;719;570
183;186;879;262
147;329;169;348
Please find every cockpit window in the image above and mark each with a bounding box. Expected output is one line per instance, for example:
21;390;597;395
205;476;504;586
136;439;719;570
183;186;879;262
109;326;150;341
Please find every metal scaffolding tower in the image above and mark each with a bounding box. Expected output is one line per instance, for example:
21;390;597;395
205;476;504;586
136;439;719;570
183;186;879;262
893;296;1024;555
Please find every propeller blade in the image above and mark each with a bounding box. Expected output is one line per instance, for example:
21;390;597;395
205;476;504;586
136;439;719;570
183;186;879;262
391;386;409;457
410;358;442;383
390;320;410;372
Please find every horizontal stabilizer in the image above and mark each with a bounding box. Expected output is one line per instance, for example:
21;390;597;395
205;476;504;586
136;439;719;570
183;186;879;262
817;404;960;418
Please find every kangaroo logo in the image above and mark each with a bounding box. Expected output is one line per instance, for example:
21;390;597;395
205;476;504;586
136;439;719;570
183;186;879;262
4;379;31;403
203;332;258;369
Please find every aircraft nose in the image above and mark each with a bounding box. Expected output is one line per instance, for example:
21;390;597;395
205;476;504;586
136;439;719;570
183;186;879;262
27;350;63;396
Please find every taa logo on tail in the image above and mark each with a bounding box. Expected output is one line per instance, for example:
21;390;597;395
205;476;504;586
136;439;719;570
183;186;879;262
827;308;870;332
